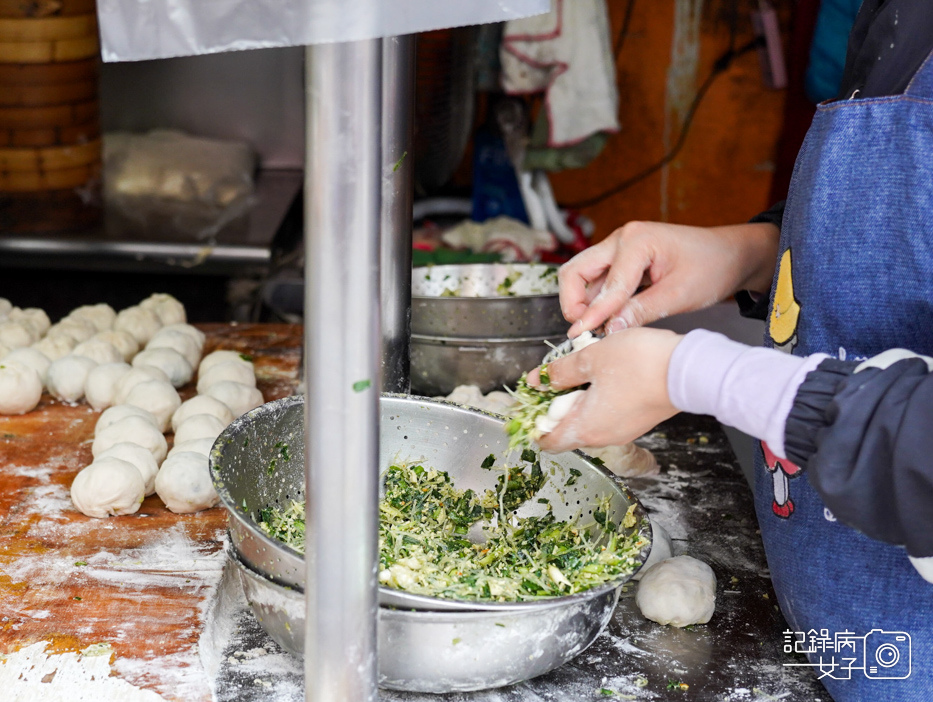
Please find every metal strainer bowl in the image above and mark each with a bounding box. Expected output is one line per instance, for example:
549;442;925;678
210;394;651;612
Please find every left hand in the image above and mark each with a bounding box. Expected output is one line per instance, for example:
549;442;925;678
527;327;684;453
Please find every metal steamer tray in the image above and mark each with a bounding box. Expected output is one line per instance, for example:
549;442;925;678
210;395;652;690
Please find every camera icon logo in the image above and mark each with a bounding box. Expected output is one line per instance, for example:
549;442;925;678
863;629;911;679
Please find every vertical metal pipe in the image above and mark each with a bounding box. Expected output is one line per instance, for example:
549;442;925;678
380;34;416;394
304;39;382;702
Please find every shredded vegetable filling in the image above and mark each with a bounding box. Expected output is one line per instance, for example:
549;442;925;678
257;454;646;602
504;372;575;451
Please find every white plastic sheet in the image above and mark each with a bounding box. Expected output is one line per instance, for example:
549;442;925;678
97;0;551;62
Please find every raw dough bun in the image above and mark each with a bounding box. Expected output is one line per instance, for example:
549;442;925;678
112;366;171;405
155;451;219;513
92;415;168;463
3;347;51;386
140;293;186;326
0;342;9;358
147;329;201;368
0;320;37;349
0;360;42;414
442;384;516;414
636;555;716;628
92;330;139;362
72;338;124;365
582;443;660;478
196;360;255;393
534;389;584;436
9;307;50;337
0;298;11;318
47;318;97;344
84;362;132;411
132;348;192;388
173;413;225;446
168;437;216;459
123;379;181;432
160;323;205;349
199;349;251;377
71;457;146;518
114;306;162;345
632;520;674;581
67;303;116;332
204;380;264;418
96;404;159;436
97;442;159;496
33;333;77;360
47;355;97;403
172;394;235;432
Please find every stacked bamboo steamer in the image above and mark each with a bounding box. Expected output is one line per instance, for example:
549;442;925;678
0;0;101;228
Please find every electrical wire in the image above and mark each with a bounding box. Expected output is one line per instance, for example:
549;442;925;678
564;35;764;211
613;0;638;59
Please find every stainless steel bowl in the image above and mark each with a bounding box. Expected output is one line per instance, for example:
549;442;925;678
410;332;564;395
211;394;651;613
411;263;567;338
231;545;622;692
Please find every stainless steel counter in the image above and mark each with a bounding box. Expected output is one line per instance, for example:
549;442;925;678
0;169;301;276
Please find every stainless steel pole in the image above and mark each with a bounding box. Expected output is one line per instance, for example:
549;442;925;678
304;39;382;702
380;34;416;394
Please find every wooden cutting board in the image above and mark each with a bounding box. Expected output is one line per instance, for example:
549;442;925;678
0;323;302;701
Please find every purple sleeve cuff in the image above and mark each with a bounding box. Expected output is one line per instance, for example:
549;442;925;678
667;329;828;458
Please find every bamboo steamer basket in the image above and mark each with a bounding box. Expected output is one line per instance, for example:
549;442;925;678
0;0;96;18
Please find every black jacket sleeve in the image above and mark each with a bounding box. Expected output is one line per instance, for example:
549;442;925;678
735;200;786;320
784;356;933;558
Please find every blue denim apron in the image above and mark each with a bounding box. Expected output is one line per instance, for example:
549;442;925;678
757;51;933;700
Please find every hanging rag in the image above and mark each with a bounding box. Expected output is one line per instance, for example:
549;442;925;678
500;0;619;150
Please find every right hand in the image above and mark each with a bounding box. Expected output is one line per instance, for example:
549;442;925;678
558;220;779;336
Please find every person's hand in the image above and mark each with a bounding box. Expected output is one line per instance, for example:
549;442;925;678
558;220;779;337
527;328;683;453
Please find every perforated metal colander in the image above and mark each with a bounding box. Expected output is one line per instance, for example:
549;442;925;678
210;394;652;612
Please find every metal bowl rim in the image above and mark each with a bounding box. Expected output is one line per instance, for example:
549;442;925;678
410;333;567;344
211;393;652;611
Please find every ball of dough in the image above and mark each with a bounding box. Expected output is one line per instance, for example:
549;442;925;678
47;355;97;403
147;329;201;369
70;457;146;518
0;298;11;319
159;323;205;349
114;306;162;345
0;360;42;415
96;404;160;436
199;349;251;377
167;437;216;459
632;520;674;581
47;318;97;344
0;320;37;349
0;342;10;359
67;303;116;332
172;394;235;433
636;555;716;628
9;307;50;337
112;366;171;405
196;360;255;394
132;348;192;388
33;333;77;361
96;441;159;496
534;389;584;436
3;347;51;387
173;413;225;446
155;451;219;513
123;379;181;432
84;362;132;411
92;415;168;464
91;330;139;363
204;381;264;418
72;338;123;365
140;293;186;326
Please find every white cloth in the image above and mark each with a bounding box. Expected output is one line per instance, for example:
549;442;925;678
500;0;620;147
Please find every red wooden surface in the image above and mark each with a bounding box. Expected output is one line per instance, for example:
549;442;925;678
0;323;301;700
